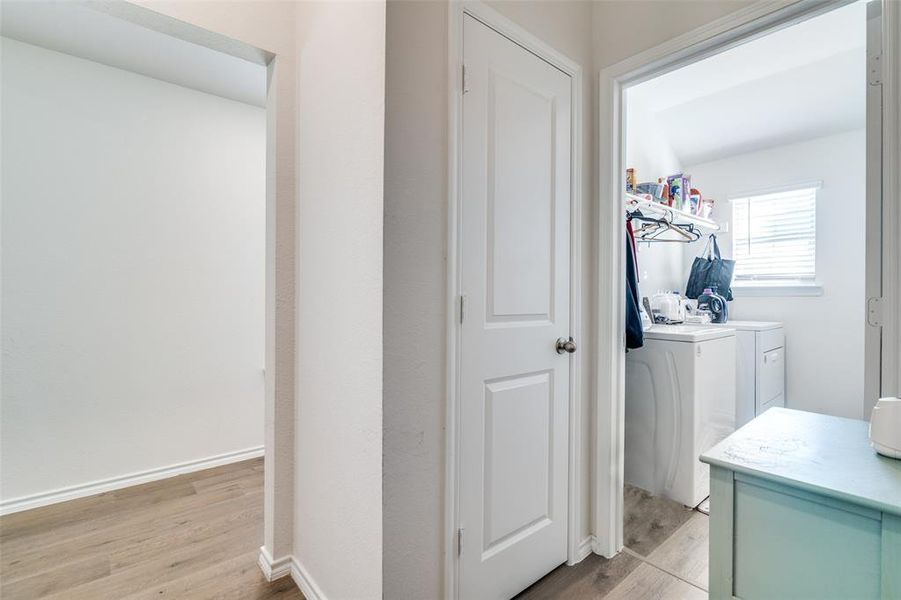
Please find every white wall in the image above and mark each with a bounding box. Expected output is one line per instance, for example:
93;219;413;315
684;130;867;419
383;3;450;598
1;37;265;507
293;2;385;598
591;0;759;71
624;93;686;293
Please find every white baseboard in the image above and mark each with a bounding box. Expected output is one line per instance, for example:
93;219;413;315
258;546;292;581
591;535;619;559
576;535;597;562
0;446;264;515
291;556;328;600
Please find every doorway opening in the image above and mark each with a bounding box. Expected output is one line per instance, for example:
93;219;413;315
599;1;892;595
0;1;285;596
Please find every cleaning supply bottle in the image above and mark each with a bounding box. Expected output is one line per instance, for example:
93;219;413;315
698;287;728;323
672;291;686;323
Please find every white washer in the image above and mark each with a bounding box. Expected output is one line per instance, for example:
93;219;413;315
625;325;736;507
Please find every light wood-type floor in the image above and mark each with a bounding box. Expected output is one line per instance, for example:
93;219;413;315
1;464;708;600
517;485;711;599
0;458;303;600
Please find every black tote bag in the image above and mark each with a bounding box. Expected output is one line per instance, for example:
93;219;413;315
685;234;735;301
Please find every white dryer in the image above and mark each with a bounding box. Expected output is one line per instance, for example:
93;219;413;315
625;325;736;507
706;320;785;427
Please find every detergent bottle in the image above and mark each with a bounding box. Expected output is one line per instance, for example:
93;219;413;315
697;286;728;323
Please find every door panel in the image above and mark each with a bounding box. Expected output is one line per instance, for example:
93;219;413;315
460;14;572;600
484;371;552;550
487;73;555;323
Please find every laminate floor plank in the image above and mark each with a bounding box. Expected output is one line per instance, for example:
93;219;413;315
123;551;303;600
0;554;111;600
516;485;711;599
603;562;706;600
0;488;236;548
514;551;643;599
0;485;247;568
622;484;695;557
2;490;260;580
0;482;198;541
44;522;261;599
0;458;302;600
644;511;710;590
106;498;263;572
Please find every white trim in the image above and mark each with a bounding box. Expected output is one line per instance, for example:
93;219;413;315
445;5;463;599
725;180;823;200
595;0;889;559
865;0;884;415
732;280;823;298
731;283;824;297
881;0;901;398
445;2;585;597
576;536;596;563
290;556;328;600
0;446;263;515
258;546;292;581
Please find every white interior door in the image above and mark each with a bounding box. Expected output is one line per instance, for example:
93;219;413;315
459;14;572;600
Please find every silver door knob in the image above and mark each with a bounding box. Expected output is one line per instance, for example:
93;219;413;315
556;337;577;354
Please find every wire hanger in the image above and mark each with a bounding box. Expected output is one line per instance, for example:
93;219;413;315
627;209;701;243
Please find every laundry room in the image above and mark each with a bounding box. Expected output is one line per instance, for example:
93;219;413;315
620;0;871;585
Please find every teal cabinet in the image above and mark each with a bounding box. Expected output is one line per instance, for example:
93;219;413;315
701;408;901;600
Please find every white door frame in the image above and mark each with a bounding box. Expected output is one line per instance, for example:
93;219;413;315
594;0;901;557
445;2;584;598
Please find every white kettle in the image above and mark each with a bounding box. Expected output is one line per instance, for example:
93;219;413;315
869;397;901;459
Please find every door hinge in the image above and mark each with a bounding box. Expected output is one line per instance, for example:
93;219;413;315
459;295;466;324
462;64;469;94
868;297;884;327
868;52;883;86
457;528;464;556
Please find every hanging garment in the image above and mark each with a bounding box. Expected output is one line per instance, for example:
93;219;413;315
627;219;639;281
625;222;644;349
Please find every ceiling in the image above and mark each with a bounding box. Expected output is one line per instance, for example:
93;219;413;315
626;1;867;166
1;1;267;108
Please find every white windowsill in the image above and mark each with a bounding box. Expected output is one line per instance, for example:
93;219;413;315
732;282;824;297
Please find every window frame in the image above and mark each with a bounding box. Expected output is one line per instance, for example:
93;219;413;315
728;181;823;297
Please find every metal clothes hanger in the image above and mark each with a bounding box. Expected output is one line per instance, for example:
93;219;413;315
627;209;701;243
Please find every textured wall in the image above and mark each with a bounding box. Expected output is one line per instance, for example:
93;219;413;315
293;2;386;598
1;37;265;506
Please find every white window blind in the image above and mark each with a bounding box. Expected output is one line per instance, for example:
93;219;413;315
731;185;817;281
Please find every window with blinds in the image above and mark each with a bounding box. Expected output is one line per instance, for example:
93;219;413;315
731;185;818;282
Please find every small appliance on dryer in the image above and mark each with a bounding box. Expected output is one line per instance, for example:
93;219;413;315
625;325;736;507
